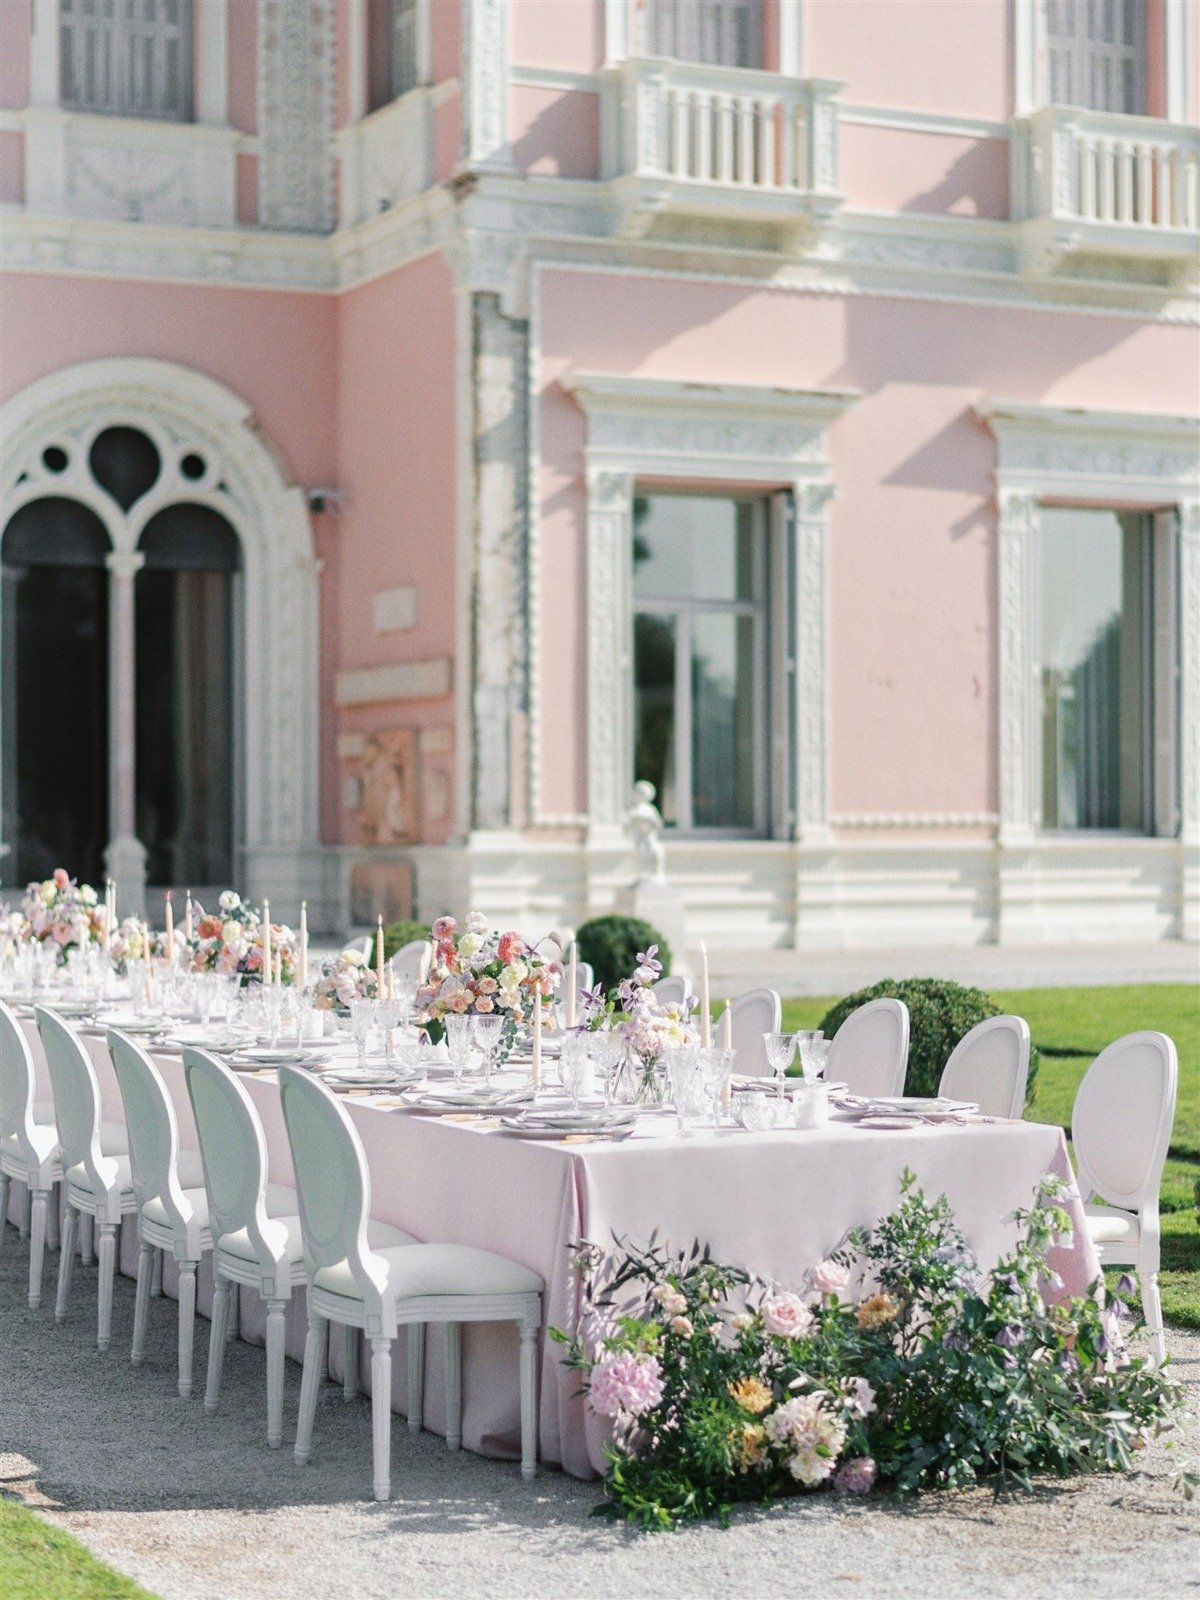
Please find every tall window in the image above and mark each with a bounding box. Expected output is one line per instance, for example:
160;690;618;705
60;0;194;121
642;0;763;68
1;498;111;885
1045;0;1147;114
1039;507;1153;831
632;493;767;833
367;0;420;110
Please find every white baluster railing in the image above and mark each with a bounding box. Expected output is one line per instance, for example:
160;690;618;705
1021;106;1200;235
608;58;842;204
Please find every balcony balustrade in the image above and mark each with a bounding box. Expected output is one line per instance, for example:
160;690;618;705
601;57;843;245
1013;105;1199;283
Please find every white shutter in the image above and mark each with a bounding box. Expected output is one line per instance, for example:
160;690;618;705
1043;0;1146;113
60;0;194;121
644;0;763;69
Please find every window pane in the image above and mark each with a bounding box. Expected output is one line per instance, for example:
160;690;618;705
1040;507;1150;831
692;611;756;828
634;612;678;826
632;495;755;603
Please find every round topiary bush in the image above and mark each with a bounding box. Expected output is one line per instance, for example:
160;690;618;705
818;977;1039;1106
382;919;432;962
576;914;671;997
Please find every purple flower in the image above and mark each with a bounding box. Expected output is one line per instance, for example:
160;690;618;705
995;1324;1023;1349
1116;1273;1137;1297
997;1273;1021;1295
1109;1297;1129;1320
834;1457;877;1496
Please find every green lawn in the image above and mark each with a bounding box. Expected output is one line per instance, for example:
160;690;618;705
782;983;1200;1331
0;1500;154;1600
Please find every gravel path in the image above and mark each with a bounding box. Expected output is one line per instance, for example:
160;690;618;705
1;1234;1195;1600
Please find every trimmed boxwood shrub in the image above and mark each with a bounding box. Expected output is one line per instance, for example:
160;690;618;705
576;915;670;998
382;919;432;962
818;977;1039;1107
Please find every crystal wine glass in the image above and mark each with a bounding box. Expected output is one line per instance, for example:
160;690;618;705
349;997;376;1070
763;1032;798;1099
445;1013;475;1085
798;1035;831;1085
471;1013;505;1088
560;1031;592;1112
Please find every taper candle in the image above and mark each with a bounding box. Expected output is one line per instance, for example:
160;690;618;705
719;1000;732;1052
566;940;578;1029
699;941;712;1049
262;901;272;986
164;893;175;963
298;901;309;990
375;914;385;995
531;992;543;1090
184;891;194;943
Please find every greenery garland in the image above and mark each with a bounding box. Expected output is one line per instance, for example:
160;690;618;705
551;1172;1180;1529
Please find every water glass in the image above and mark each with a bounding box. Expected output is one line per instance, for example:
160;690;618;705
734;1090;776;1133
445;1013;476;1083
798;1034;831;1085
697;1046;735;1127
560;1031;592;1111
591;1028;625;1103
670;1048;709;1137
763;1032;798;1098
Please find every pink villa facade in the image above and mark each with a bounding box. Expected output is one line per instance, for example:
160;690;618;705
1;0;1198;947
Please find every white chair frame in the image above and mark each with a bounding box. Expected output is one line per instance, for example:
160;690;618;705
1072;1031;1178;1365
108;1029;212;1397
938;1014;1031;1120
728;988;783;1078
278;1064;543;1500
1;1000;63;1309
827;997;910;1100
36;1006;136;1350
651;974;689;1008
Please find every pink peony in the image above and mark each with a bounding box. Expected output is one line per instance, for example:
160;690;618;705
432;916;457;940
834;1456;877;1495
811;1259;850;1297
588;1352;665;1420
762;1293;813;1340
497;930;526;965
53;868;69;890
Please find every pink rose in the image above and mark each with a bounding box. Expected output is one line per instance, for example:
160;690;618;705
474;995;495;1013
477;975;499;994
669;1315;693;1338
811;1259;850;1298
53;868;69;890
762;1293;813;1340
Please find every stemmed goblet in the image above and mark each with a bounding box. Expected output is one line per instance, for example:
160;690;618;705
471;1013;505;1088
763;1032;798;1100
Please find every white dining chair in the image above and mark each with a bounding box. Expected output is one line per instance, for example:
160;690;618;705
938;1015;1031;1120
36;1006;135;1350
278;1064;544;1501
389;939;430;984
107;1029;212;1397
728;988;783;1078
826;997;910;1099
652;974;689;1008
1;1000;63;1309
1072;1031;1177;1365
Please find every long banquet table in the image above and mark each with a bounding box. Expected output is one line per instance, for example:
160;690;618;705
8;1016;1101;1479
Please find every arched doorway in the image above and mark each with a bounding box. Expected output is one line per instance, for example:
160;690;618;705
0;360;319;916
1;497;111;884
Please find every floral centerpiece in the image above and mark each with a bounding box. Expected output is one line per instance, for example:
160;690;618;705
20;869;105;961
415;913;562;1047
579;944;697;1104
552;1171;1181;1529
313;946;379;1014
108;916;165;973
187;891;295;985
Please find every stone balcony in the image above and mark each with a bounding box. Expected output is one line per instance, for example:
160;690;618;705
335;88;436;229
1012;105;1199;285
600;57;843;248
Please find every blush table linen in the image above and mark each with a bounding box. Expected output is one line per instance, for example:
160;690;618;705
11;1019;1100;1479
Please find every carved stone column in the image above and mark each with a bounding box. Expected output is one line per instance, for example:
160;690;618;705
258;0;334;232
469;294;529;832
104;549;147;916
584;468;634;840
464;0;510;170
792;479;833;847
996;490;1040;845
1178;497;1200;940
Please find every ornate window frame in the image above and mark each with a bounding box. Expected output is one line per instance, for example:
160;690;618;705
0;358;321;909
979;399;1199;849
560;372;857;845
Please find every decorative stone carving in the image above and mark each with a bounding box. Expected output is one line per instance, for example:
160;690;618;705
258;0;334;232
626;780;666;885
464;0;510;169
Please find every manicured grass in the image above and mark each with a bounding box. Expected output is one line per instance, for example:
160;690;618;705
0;1499;154;1600
781;983;1200;1331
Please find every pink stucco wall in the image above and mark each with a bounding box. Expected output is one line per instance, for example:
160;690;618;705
534;266;1200;822
334;252;459;845
0;130;22;203
0;0;30;108
840;125;1009;218
510;0;603;71
510;85;600;179
227;0;257;132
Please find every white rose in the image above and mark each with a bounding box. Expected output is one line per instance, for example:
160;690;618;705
458;933;484;960
218;890;238;912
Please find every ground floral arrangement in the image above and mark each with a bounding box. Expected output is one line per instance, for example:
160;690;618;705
552;1171;1182;1529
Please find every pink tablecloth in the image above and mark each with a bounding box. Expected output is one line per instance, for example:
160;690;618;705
9;1018;1101;1479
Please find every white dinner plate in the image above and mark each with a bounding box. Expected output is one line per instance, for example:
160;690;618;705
858;1116;920;1131
232;1046;319;1066
40;999;95;1018
96;1015;172;1035
498;1118;634;1142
